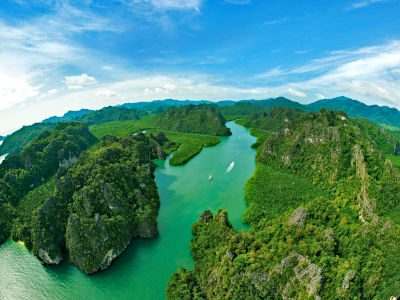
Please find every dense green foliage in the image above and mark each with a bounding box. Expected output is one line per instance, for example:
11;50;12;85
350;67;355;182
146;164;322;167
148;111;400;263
43;106;146;125
89;115;221;166
122;99;212;112
43;109;93;123
9;133;165;273
0;122;96;244
168;108;400;299
243;164;329;225
77;106;146;125
0;122;55;155
88;115;157;139
156;130;220;166
63;134;163;273
219;102;263;121
156;105;231;136
239;108;304;133
11;177;55;248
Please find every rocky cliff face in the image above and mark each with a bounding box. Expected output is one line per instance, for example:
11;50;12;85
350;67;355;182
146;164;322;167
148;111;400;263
63;135;161;274
18;134;164;274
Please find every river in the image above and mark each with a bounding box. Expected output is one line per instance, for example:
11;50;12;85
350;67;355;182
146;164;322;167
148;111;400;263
0;121;256;299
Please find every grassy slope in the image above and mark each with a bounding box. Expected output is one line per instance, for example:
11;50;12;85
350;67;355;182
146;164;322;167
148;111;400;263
89;115;221;166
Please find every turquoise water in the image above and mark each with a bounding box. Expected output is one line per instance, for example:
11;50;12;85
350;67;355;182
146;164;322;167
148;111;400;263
0;122;256;299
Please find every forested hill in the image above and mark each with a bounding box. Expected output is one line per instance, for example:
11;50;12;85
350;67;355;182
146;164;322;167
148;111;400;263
240;108;400;156
76;106;146;125
122;99;213;112
156;105;231;136
168;108;400;299
2;122;167;273
0;122;96;244
0;107;146;155
43;106;146;125
43;109;93;123
4;96;400;155
0;123;55;155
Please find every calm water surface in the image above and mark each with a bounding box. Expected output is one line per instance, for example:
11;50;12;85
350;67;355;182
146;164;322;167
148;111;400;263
0;122;256;300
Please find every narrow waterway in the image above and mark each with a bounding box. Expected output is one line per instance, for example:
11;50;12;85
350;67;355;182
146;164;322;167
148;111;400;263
0;121;256;300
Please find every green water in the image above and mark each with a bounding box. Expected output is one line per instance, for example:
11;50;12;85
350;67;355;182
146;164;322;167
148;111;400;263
0;122;256;300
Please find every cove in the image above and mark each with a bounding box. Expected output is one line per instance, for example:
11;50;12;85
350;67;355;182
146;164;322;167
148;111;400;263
0;121;256;300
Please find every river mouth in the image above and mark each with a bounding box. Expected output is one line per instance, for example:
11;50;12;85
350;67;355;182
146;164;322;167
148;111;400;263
0;121;256;300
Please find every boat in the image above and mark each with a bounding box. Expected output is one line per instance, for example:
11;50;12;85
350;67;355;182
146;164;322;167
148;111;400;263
208;175;213;181
226;161;235;173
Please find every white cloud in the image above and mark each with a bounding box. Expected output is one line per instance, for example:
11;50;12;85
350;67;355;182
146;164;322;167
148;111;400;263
0;1;122;112
288;88;306;98
263;17;288;26
96;89;118;97
47;89;58;96
1;37;400;135
64;74;97;89
254;67;284;80
130;0;202;11
347;0;398;10
224;0;252;5
102;65;114;71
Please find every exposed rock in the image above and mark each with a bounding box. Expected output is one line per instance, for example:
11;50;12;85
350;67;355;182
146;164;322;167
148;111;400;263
59;153;78;168
324;228;335;244
279;253;323;297
288;208;308;228
38;249;63;265
282;154;291;166
225;250;234;261
338;270;356;294
283;128;290;136
352;145;378;224
134;218;158;239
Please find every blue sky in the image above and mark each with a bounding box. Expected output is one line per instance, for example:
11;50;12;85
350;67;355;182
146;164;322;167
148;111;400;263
0;0;399;134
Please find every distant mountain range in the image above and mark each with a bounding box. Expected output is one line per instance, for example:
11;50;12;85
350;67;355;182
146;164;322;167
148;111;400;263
44;96;400;128
2;95;400;156
43;109;94;123
306;96;400;127
121;99;215;111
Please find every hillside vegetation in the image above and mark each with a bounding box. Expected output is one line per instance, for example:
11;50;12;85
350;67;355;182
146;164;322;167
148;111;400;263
0;122;96;243
88;115;221;166
9;133;165;273
43;109;93;123
77;106;146;125
167;108;400;299
156;105;231;136
0;123;55;155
